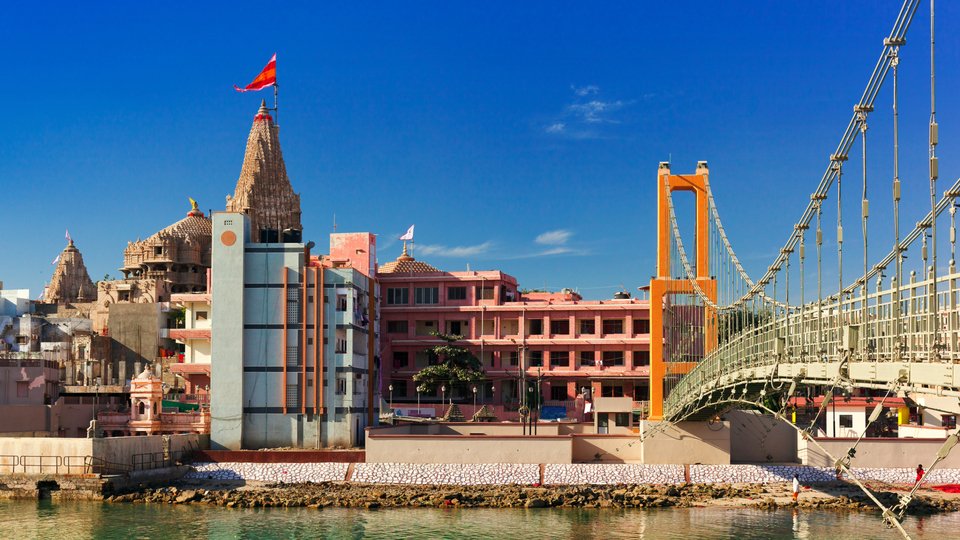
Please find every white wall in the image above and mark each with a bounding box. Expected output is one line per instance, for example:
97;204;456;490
825;409;866;438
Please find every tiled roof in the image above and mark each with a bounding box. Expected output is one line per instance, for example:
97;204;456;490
379;243;441;274
379;251;440;274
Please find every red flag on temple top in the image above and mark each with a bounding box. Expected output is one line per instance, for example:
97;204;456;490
234;53;277;92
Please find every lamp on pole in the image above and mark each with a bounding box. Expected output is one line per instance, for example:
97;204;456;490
472;385;477;414
388;384;394;412
416;386;421;417
441;385;446;412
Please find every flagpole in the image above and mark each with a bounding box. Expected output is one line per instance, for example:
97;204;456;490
274;83;279;126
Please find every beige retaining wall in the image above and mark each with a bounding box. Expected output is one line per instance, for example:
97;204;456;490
0;434;206;473
640;421;731;465
800;436;960;468
365;434;573;464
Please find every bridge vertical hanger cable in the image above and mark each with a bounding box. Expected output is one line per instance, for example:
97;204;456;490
816;195;825;353
929;0;940;356
835;156;846;331
799;227;806;356
890;37;903;359
856;104;871;356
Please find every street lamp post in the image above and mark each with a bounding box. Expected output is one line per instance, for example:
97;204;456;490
441;385;446;415
388;384;394;412
417;386;421;417
472;385;477;415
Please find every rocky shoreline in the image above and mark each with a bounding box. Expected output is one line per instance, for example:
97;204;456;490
104;481;960;515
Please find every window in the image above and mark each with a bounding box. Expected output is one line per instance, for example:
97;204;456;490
448;321;464;335
16;381;29;398
615;413;631;427
387;320;408;334
335;338;348;354
506;351;519;367
336;295;348;311
579;319;596;334
633;384;649;400
386;288;409;305
579;351;595;366
393;352;409;368
390;380;408;398
154;246;163;256
195;311;208;321
635;319;650;334
601;384;624;397
477;286;495;300
550;351;569;367
529;351;543;367
942;415;957;430
415;287;439;305
336;377;347;395
118;290;131;302
838;414;853;428
602;351;625;366
550;319;570;335
635;351;650;366
551;385;568;401
602;319;624;334
528;319;543;335
447;287;467;300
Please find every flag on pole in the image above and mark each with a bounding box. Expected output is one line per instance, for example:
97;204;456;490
234;53;277;92
399;225;415;241
51;254;60;265
65;229;72;244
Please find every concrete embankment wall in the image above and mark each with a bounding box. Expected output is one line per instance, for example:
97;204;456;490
800;437;960;469
365;421;732;465
182;462;960;486
0;434;206;474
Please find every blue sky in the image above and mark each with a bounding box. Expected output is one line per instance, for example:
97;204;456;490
1;1;957;300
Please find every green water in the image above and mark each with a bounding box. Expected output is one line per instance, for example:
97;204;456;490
2;500;958;539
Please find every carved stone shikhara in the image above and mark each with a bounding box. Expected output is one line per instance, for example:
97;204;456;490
226;100;302;242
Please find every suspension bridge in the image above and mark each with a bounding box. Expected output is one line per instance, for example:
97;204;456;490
646;1;958;535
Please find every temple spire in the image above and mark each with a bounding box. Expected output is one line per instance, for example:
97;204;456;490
44;239;96;304
225;102;301;242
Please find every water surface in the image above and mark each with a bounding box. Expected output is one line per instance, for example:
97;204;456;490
2;500;957;539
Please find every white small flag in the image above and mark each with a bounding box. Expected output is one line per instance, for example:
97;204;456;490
65;229;72;243
399;224;415;241
51;254;61;265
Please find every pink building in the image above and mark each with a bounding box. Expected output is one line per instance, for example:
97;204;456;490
378;247;651;422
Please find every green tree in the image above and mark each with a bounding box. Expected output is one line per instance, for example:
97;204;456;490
412;333;484;398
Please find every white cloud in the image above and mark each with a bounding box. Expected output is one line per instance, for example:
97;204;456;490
417;241;493;257
568;100;626;123
499;246;587;260
543;86;632;139
572;84;599;96
545;122;566;133
535;229;572;246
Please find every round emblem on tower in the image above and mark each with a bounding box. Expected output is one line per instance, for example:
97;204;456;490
221;231;237;247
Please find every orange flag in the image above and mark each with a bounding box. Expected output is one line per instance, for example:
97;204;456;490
235;53;277;92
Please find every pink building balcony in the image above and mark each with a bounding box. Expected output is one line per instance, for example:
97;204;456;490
169;328;211;341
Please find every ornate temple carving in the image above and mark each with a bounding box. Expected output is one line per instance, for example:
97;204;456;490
43;239;96;304
225;100;302;243
120;203;212;295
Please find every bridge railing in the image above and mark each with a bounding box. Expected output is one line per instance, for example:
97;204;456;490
664;270;960;418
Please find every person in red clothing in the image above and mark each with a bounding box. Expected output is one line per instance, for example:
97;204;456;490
916;464;925;484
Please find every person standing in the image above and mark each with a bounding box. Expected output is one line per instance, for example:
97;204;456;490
916;464;925;484
792;474;800;503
